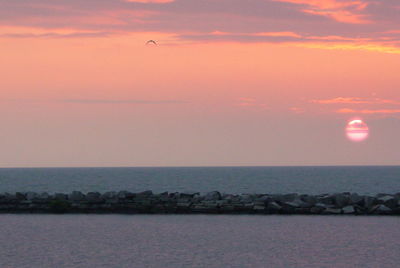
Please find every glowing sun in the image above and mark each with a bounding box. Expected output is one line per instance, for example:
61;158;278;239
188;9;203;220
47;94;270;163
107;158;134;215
346;119;369;142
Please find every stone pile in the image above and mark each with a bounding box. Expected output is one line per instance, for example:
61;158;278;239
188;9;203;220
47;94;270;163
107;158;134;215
0;191;400;215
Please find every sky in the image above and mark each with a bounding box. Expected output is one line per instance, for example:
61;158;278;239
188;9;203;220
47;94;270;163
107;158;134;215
0;0;400;167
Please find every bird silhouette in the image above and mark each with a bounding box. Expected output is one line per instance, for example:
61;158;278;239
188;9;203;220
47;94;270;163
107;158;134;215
146;40;157;45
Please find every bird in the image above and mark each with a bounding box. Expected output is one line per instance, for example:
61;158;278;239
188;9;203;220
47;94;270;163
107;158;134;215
146;40;157;45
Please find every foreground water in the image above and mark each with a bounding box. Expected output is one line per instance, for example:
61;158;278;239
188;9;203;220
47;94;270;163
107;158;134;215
1;215;399;268
0;166;399;194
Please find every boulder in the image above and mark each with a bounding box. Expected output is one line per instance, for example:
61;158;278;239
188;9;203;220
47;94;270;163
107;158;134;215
26;192;38;201
301;195;317;206
137;190;153;197
54;193;67;200
349;193;363;205
363;196;377;209
342;205;355;214
68;191;85;201
372;204;392;214
15;192;26;200
204;191;221;201
310;206;324;214
334;193;349;207
86;192;102;203
179;191;199;198
267;201;282;212
318;195;334;205
377;195;398;209
102;191;117;199
322;208;342;214
253;205;266;212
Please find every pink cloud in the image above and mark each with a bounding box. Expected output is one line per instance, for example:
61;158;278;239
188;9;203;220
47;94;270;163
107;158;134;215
273;0;370;24
311;97;400;105
337;108;400;114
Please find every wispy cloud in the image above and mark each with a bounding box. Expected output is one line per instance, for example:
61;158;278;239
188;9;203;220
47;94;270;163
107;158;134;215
273;0;370;24
60;99;187;104
311;97;400;105
337;108;400;114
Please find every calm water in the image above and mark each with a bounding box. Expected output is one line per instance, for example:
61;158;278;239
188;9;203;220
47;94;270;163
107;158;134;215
1;215;399;268
0;166;399;194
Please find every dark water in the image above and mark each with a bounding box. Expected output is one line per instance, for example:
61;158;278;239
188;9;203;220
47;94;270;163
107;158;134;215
1;215;399;268
0;166;399;194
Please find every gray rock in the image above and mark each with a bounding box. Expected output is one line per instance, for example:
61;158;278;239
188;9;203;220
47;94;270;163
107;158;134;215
310;206;324;214
240;194;254;203
86;192;102;203
323;208;342;214
342;205;355;214
102;191;117;199
349;193;363;205
267;201;282;211
377;195;397;209
373;204;392;214
38;192;50;200
68;191;85;201
334;193;349;207
137;190;153;196
26;192;38;200
204;191;221;201
54;193;67;200
284;198;310;208
363;196;377;209
15;192;26;200
301;195;317;206
253;205;266;211
318;195;334;205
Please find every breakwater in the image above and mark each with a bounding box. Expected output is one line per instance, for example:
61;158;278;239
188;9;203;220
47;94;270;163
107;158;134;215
1;191;400;215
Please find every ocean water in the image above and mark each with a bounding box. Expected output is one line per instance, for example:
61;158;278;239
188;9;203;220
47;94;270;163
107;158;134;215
1;214;400;268
0;166;399;194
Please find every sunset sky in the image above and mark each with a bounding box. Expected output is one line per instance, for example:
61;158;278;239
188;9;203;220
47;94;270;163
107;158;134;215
1;0;399;167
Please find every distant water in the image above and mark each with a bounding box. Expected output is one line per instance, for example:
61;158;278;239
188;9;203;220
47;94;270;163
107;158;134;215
1;215;400;268
0;166;399;194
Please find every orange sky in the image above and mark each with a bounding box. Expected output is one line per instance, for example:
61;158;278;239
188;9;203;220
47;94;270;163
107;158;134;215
0;0;400;166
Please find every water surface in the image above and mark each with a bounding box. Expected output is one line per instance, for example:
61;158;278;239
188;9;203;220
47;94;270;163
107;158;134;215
0;166;399;194
1;215;399;268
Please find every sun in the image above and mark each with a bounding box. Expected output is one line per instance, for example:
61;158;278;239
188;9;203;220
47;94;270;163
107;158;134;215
346;119;369;142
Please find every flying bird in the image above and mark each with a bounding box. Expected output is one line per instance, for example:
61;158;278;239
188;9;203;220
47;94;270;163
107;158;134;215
146;40;157;45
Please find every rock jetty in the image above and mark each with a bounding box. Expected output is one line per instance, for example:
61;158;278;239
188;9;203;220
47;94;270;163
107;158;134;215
1;191;400;215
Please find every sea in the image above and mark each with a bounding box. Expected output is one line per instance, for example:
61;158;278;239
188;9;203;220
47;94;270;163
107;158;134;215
1;166;400;268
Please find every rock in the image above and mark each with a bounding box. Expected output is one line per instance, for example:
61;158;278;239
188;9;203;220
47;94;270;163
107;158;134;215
137;190;153;197
342;205;355;214
349;193;363;205
284;198;310;208
54;193;67;200
15;192;26;200
26;192;38;200
86;192;102;203
267;201;282;212
323;208;342;214
240;194;253;203
334;193;349;207
301;195;317;206
255;195;271;203
253;205;266;212
68;191;85;201
363;196;377;209
372;204;392;214
318;195;334;205
204;191;221;201
275;193;298;202
102;191;117;199
377;195;397;209
310;206;324;214
179;192;199;198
